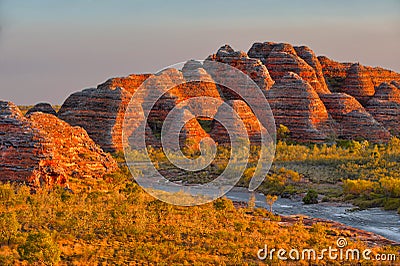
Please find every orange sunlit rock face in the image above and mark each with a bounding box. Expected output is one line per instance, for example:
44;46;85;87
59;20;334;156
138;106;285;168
53;41;400;148
209;99;267;145
266;72;333;143
58;74;152;152
0;101;117;188
320;93;391;142
207;44;275;92
248;42;330;95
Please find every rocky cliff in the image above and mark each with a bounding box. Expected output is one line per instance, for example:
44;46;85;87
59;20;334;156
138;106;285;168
0;101;117;188
55;41;400;147
266;72;333;142
209;100;267;145
366;82;400;135
248;42;330;94
58;74;153;152
207;44;274;93
320;93;391;142
318;56;400;99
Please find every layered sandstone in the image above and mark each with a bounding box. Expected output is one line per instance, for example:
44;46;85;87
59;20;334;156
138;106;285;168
43;41;400;147
366;83;400;135
391;81;400;89
178;114;210;152
317;56;349;94
58;86;134;152
318;56;400;96
0;101;117;187
266;72;333;142
180;60;223;117
206;44;274;96
99;74;152;94
364;66;400;87
318;56;351;79
248;42;330;94
119;96;160;150
209;100;267;145
58;65;222;152
341;63;375;105
320;93;391;142
145;65;223;132
293;46;330;94
160;107;210;152
59;73;155;152
247;41;277;64
26;103;57;116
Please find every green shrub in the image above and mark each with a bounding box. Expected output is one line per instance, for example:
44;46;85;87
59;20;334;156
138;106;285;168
303;190;318;204
213;198;228;210
0;254;16;266
384;198;400;211
277;124;290;141
18;231;61;265
352;198;385;209
0;212;20;245
0;183;14;202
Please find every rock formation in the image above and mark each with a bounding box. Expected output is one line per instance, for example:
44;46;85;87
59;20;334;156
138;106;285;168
209;100;267;145
58;74;155;152
180;61;223;117
178;114;210;152
0;101;117;188
99;74;152;94
17;41;400;150
320;93;391;142
364;66;400;87
58;86;134;152
206;44;274;98
341;63;376;105
144;66;223;133
391;81;400;89
58;65;224;152
293;46;330;94
366;82;400;135
318;56;351;90
26;103;57;116
248;42;330;94
318;56;400;100
160;107;210;152
317;56;350;96
370;82;400;103
266;72;333;143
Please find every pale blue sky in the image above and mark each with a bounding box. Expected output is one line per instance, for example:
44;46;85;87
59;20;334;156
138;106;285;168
1;0;399;105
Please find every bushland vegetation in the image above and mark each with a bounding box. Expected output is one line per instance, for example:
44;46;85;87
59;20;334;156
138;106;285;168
141;133;400;214
1;171;397;265
1;123;400;264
